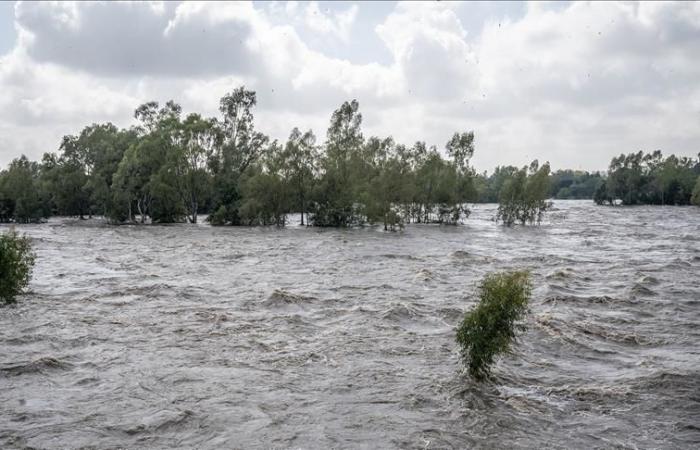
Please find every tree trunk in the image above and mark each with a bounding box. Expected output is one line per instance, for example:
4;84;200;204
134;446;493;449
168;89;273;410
191;199;198;224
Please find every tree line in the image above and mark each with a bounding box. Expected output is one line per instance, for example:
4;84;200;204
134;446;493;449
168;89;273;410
1;87;697;229
594;150;700;206
0;86;552;228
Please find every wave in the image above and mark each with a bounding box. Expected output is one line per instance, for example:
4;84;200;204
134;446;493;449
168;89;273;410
381;302;424;322
260;289;318;309
630;283;656;296
380;253;420;261
107;409;194;436
0;357;72;377
413;268;437;282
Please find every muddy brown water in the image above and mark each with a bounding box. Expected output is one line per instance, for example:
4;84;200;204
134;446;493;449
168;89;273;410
1;201;699;449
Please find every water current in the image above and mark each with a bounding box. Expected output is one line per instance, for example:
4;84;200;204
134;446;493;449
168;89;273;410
1;201;699;449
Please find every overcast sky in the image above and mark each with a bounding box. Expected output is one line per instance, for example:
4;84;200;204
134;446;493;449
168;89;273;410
1;1;699;171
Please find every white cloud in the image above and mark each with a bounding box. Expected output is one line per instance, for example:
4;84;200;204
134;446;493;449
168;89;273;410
1;1;699;171
303;1;358;42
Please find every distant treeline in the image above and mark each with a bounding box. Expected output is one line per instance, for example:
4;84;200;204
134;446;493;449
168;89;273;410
1;87;698;227
475;168;604;203
594;151;700;206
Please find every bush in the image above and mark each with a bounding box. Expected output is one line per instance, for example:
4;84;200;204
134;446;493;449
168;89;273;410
456;270;532;380
0;229;36;304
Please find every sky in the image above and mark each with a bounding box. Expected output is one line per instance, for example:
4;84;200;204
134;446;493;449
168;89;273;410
0;1;699;172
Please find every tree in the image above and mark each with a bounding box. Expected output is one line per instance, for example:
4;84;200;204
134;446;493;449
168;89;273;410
282;128;317;225
593;179;613;205
209;87;269;225
110;101;185;223
496;160;552;226
364;137;409;231
595;151;699;206
172;114;220;223
0;156;48;223
692;177;700;206
456;271;532;380
310;100;365;227
0;229;36;304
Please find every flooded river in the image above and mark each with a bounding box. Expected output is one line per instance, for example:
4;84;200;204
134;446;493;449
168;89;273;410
1;201;699;449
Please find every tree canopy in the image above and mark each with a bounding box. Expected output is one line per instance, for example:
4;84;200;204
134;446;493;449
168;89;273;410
1;88;697;228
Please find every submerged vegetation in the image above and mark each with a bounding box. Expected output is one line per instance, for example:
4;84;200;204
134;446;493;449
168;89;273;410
456;271;532;380
693;177;700;206
0;229;35;304
0;88;698;228
0;89;478;228
496;161;553;227
594;151;700;206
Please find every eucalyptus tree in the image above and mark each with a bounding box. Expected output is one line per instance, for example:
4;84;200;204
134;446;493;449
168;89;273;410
209;87;269;225
0;156;47;223
310;99;365;227
83;124;137;216
445;131;477;223
597;151;699;206
692;177;700;206
414;146;463;223
365;138;411;230
238;141;291;226
111;101;183;223
497;160;552;226
172;113;221;223
282;127;317;225
51;135;92;218
56;123;138;217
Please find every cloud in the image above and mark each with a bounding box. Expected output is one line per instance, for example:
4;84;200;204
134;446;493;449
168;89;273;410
1;1;699;171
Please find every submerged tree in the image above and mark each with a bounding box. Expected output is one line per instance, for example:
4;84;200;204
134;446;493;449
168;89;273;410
209;87;269;225
692;177;700;206
0;156;48;223
172;113;221;223
497;160;552;226
0;229;36;304
456;271;532;380
596;151;699;206
282;128;317;226
310;99;365;227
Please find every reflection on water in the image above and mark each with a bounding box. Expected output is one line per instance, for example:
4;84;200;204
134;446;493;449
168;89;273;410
1;201;699;448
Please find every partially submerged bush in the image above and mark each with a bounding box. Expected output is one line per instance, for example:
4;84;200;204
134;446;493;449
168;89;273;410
0;229;36;304
456;270;532;380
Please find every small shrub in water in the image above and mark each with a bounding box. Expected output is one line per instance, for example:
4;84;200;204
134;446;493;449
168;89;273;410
0;229;36;304
456;271;532;380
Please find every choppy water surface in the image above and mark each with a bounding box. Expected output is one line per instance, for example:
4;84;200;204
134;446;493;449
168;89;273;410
1;201;699;449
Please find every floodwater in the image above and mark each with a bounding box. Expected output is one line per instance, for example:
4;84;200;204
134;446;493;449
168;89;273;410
1;201;699;449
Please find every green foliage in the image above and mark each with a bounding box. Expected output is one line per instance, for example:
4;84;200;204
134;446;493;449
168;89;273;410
310;100;365;227
456;271;532;380
497;161;552;226
593;179;613;205
0;156;49;223
549;170;605;199
692;177;700;206
17;86;692;228
596;150;699;206
238;142;291;226
0;229;36;304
